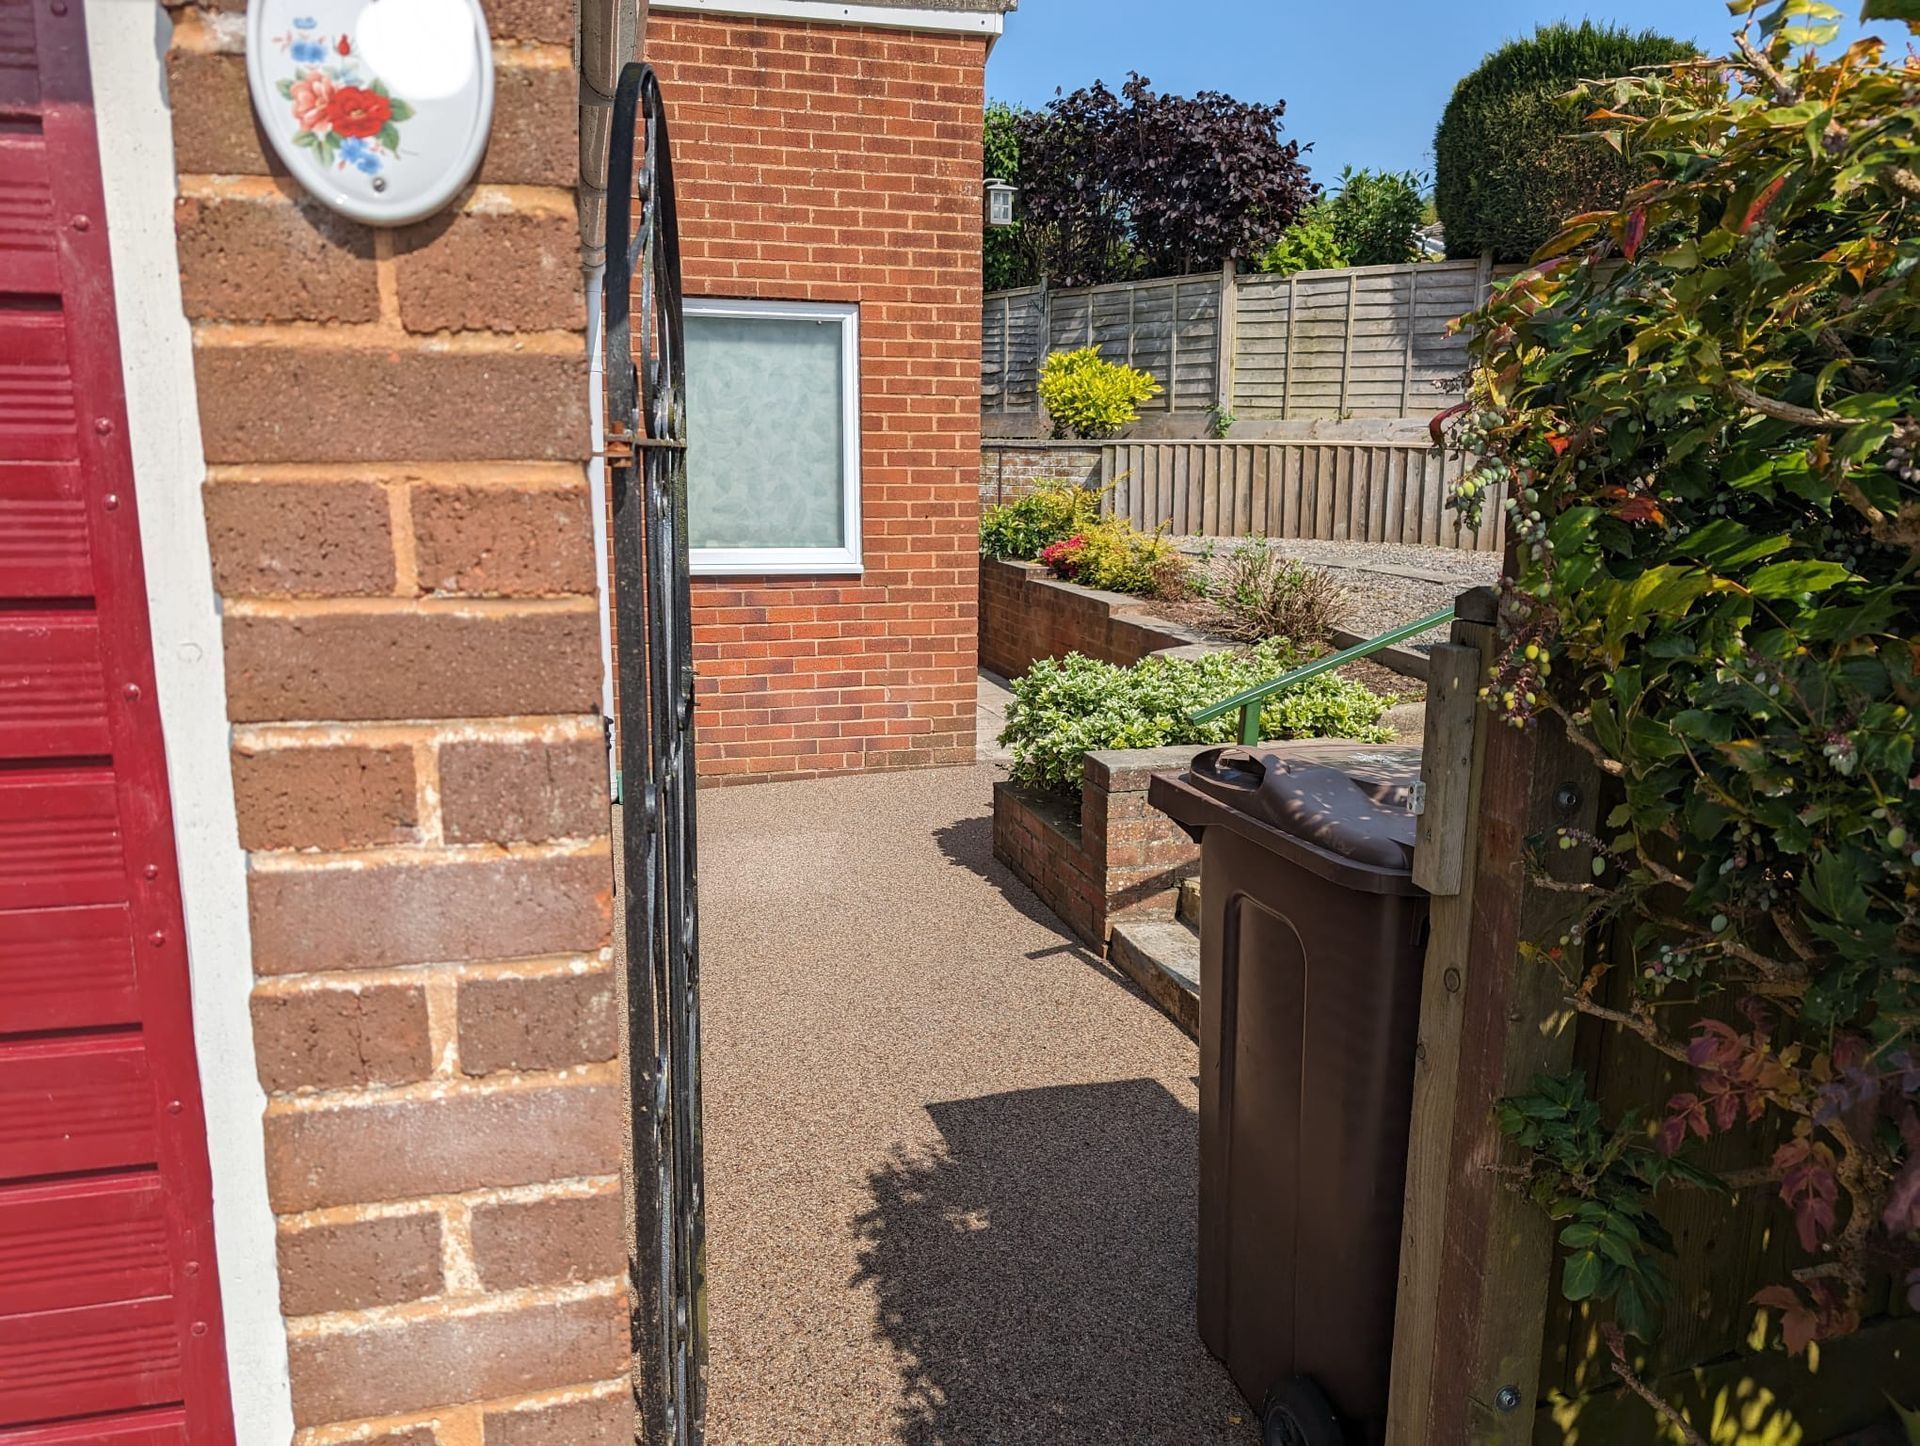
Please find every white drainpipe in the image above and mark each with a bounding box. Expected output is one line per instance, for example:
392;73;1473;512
585;264;617;773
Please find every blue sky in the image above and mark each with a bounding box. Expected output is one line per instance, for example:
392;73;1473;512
985;2;1864;185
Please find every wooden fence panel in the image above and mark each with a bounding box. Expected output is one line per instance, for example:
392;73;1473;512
1230;258;1492;420
979;274;1224;416
983;259;1518;419
1095;439;1501;551
982;285;1044;414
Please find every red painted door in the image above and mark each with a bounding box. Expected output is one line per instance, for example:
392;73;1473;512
0;1;237;1441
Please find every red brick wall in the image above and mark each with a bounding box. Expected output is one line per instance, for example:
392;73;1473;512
163;2;630;1439
647;14;985;782
979;557;1202;682
978;443;1101;505
990;747;1202;948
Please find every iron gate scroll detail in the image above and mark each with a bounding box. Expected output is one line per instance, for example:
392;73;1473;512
605;62;708;1446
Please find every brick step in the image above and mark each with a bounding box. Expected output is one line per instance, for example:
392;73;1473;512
1108;918;1200;1039
1178;875;1202;927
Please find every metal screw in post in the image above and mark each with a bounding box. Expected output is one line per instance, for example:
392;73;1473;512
1495;1385;1522;1413
1554;782;1583;815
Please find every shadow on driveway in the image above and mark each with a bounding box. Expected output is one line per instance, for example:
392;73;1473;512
851;1079;1258;1446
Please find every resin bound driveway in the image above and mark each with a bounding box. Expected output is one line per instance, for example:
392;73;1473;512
696;763;1258;1445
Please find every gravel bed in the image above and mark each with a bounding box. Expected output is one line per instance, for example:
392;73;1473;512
1175;536;1502;652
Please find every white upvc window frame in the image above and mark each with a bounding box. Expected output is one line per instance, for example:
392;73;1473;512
684;296;863;577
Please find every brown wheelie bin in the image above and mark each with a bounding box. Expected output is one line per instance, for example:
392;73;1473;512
1149;740;1428;1446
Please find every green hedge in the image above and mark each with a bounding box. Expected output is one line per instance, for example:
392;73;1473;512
1434;22;1694;263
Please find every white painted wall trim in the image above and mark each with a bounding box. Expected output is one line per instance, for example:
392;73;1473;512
84;4;296;1442
649;0;1004;38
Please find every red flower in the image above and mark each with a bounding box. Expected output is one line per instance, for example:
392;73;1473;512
326;86;391;139
336;34;351;55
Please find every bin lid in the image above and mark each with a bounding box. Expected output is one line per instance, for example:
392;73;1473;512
1149;741;1426;890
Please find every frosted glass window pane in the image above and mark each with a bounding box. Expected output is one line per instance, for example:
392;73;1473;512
684;312;847;550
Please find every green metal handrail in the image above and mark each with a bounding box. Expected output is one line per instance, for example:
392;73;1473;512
1191;606;1456;746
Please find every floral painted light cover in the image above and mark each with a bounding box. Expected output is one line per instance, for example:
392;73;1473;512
245;0;494;226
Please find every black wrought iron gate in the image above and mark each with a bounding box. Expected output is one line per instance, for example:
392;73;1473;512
605;61;707;1446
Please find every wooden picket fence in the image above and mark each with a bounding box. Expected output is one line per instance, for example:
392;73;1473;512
1094;438;1503;551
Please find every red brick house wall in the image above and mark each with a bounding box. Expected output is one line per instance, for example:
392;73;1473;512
647;13;986;783
160;2;631;1439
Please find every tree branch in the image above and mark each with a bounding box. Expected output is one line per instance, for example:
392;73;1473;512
1727;380;1852;431
1770;908;1822;965
1603;1325;1708;1446
1734;32;1799;105
1643;910;1808;986
1836;474;1920;549
1569;994;1695;1065
1545;700;1627;776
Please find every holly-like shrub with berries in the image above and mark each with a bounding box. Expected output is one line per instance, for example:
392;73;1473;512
1440;0;1920;1372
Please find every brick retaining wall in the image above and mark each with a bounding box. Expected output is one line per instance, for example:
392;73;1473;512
979;556;1206;681
979;442;1101;505
991;745;1205;948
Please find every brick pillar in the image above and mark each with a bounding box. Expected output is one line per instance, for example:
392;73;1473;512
164;3;632;1440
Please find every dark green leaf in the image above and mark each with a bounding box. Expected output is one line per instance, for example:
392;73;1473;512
1746;560;1856;598
1563;1248;1606;1302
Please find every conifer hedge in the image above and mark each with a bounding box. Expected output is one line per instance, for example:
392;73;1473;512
1434;21;1695;262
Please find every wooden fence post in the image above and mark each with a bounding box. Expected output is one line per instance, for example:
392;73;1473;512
1390;594;1496;1444
1338;269;1358;417
997;293;1011;416
1281;274;1298;419
1030;279;1048;419
1399;266;1419;416
1217;260;1238;419
1387;583;1604;1444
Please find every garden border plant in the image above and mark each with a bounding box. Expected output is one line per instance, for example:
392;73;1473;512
1038;346;1163;440
1000;642;1396;797
1439;0;1920;1420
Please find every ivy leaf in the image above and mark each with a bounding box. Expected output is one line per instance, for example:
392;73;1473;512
1563;1248;1605;1301
1595;1226;1641;1269
1615;1275;1657;1341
